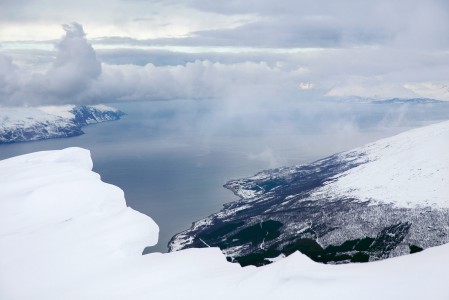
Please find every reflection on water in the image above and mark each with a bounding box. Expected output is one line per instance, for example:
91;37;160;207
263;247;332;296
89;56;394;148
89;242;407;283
1;100;448;252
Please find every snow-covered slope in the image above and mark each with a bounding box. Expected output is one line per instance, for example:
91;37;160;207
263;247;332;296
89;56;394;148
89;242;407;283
312;120;449;208
1;147;449;299
0;105;124;143
170;120;449;266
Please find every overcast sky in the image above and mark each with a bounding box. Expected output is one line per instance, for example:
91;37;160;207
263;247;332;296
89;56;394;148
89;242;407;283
1;0;449;106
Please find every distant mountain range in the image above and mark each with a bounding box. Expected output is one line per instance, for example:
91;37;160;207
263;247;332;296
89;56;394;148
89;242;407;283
0;105;124;143
372;98;444;104
169;120;449;266
329;96;445;104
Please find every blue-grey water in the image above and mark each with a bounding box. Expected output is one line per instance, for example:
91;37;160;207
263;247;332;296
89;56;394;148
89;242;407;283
1;100;449;252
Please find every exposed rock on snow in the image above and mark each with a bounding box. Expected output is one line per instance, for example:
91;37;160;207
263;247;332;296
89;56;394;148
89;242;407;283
0;105;124;143
169;120;449;266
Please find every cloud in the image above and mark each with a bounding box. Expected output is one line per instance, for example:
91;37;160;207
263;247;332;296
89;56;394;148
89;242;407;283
0;55;21;104
2;17;449;107
87;60;306;103
40;23;101;97
6;23;288;105
248;147;281;168
0;23;311;106
0;0;257;41
3;0;449;50
95;48;288;67
0;23;102;106
0;0;32;20
133;0;448;49
326;76;417;99
403;82;449;101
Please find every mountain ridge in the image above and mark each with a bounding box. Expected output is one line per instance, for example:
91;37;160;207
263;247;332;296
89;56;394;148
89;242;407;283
169;120;449;266
0;104;124;143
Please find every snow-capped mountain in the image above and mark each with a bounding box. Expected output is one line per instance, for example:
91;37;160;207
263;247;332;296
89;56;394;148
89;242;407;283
371;97;444;104
1;147;449;300
169;120;449;266
329;96;444;104
0;104;124;143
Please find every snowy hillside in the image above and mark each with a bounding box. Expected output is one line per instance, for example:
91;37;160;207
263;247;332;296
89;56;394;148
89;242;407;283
0;105;124;143
311;120;449;208
1;147;449;300
170;120;449;266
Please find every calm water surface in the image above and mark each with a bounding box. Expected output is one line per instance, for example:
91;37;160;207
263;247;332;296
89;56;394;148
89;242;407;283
1;100;448;252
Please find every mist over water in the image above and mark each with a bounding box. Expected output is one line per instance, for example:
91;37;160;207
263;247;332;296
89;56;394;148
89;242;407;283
1;99;449;252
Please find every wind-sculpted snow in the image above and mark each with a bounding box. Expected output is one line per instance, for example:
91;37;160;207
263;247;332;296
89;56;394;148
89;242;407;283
0;105;124;143
1;148;449;299
0;148;158;299
170;120;449;266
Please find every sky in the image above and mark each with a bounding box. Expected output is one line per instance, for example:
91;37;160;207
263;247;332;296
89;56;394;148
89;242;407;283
1;0;449;106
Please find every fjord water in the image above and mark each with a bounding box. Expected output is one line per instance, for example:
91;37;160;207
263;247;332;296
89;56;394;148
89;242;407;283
1;100;449;252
